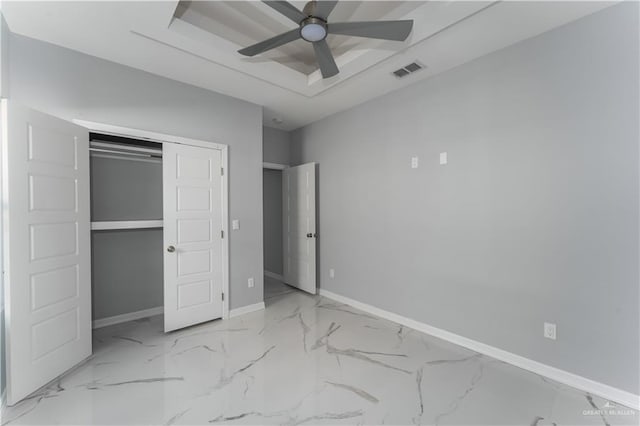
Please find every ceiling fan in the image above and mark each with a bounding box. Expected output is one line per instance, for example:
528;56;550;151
238;1;413;79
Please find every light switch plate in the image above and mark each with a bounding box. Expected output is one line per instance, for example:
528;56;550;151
411;157;419;169
248;277;254;288
232;220;240;230
329;269;335;279
440;152;448;165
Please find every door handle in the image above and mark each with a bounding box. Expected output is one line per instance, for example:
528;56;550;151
306;233;316;238
167;245;176;253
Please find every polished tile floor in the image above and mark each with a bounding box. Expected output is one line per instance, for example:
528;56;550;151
264;275;297;303
1;278;637;425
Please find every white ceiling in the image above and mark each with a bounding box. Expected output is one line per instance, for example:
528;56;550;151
2;1;616;130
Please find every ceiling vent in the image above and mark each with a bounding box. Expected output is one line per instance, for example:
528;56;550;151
392;61;424;78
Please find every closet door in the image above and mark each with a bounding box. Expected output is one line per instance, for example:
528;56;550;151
163;143;223;332
2;100;91;405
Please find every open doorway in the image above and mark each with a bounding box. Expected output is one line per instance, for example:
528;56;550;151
263;164;295;303
263;162;318;305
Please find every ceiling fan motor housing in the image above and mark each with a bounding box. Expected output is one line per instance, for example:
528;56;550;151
300;16;328;42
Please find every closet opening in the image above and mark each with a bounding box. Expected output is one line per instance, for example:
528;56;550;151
263;165;288;304
89;132;165;329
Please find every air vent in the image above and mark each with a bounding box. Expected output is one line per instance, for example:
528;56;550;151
405;62;423;73
392;61;425;78
393;68;410;78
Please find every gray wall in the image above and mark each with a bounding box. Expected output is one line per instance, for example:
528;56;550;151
263;169;283;275
90;156;163;221
291;3;639;394
263;126;291;165
90;156;163;320
0;12;9;396
92;229;164;319
9;33;264;311
262;126;290;277
0;13;8;97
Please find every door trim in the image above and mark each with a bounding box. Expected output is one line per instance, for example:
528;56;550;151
72;119;230;319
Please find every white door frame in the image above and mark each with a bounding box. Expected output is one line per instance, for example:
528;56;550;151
73;119;230;319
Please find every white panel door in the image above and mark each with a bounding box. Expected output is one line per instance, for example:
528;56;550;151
163;143;223;332
2;100;91;405
283;162;316;294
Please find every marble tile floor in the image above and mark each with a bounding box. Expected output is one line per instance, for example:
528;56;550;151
1;285;637;426
264;276;297;305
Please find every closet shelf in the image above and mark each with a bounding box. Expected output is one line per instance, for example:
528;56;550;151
91;220;163;231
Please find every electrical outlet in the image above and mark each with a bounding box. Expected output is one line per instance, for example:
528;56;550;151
440;152;448;165
544;322;556;340
232;220;240;230
248;277;254;288
329;269;335;279
411;157;419;169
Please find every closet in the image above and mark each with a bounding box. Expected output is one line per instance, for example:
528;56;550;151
2;100;228;405
89;134;164;327
88;134;226;332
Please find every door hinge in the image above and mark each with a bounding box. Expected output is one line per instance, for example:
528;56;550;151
221;230;224;238
221;292;225;301
221;167;224;176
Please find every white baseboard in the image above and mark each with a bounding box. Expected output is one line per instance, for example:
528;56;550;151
229;302;265;319
92;306;164;329
264;270;284;281
318;289;640;410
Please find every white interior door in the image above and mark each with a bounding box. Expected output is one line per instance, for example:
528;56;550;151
163;143;224;332
2;100;91;405
283;162;316;294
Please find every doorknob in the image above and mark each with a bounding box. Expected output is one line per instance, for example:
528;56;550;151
306;233;316;238
167;245;176;253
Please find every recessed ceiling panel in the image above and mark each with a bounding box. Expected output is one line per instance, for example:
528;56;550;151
175;1;422;75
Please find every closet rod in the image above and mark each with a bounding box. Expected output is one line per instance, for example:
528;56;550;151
89;147;161;159
90;141;162;156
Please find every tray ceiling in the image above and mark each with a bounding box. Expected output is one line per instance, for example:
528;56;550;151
175;1;423;75
1;1;617;130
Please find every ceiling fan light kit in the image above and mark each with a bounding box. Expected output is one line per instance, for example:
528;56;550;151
238;0;414;79
300;17;328;42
